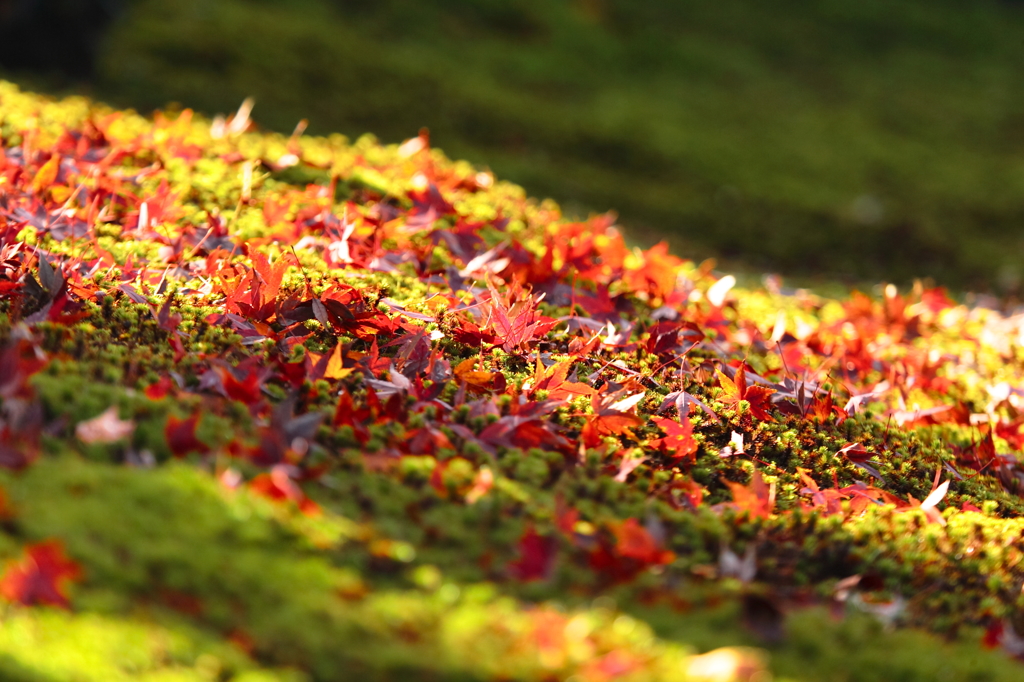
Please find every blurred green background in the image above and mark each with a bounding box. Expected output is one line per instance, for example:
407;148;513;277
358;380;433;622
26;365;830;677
4;0;1024;292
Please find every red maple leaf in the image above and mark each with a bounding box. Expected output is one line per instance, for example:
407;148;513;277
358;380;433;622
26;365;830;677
661;476;704;510
806;391;843;422
611;518;675;565
247;248;289;306
588;517;674;583
0;281;21;298
717;366;776;421
315;285;399;340
0;540;82;608
165;413;210;457
478;415;571;453
144;376;175;400
796;468;846;516
983;621;1005;650
208;359;268;405
262;197;291;226
835;442;886;481
578;384;648;448
408;426;456;458
996;418;1024;451
645;320;690;356
508;526;558;581
407;181;456;227
482;280;554;353
917;286;955;315
445;313;501;347
649;414;698;463
332;389;371;444
952;428;997;474
220;268;258;316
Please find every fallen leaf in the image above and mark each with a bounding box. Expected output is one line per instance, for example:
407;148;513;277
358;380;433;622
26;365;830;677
0;540;82;608
717;367;775;421
465;466;494;504
249;465;320;516
508;526;557;581
527;357;594;400
76;406;135;444
454;357;505;392
31;155;60;196
165;413;210;457
707;274;736;307
649;414;698;463
323;344;354;380
722;469;775;519
611;518;674;565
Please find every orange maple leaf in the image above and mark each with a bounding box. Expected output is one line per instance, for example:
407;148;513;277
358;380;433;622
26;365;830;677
580;389;644;447
454;358;506;393
528;358;595;401
723;469;775;519
249;466;321;516
611;518;675;565
717;366;776;421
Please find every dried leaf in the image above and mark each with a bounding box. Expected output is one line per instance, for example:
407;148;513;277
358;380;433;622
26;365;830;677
76;406;135;444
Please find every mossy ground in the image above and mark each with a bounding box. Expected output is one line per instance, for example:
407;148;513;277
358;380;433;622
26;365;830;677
1;82;1024;680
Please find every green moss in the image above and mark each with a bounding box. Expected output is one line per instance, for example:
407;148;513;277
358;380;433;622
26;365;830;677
0;458;1020;681
0;609;304;682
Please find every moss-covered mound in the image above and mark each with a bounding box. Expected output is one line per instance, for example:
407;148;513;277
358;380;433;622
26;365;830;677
2;81;1024;680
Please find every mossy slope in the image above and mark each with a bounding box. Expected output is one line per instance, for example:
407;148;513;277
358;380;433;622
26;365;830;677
1;82;1024;680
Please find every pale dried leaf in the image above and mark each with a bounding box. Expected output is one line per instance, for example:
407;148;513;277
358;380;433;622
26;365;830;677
76;407;135;444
